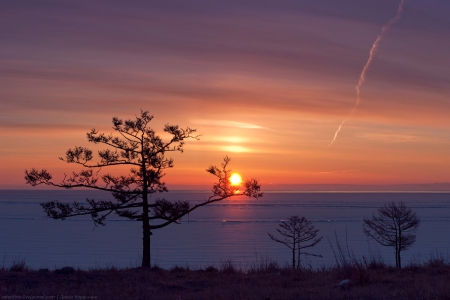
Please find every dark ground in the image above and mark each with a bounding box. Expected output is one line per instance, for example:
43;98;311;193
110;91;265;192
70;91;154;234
1;259;449;300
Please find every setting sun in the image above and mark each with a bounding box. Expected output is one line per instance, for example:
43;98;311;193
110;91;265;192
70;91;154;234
229;173;242;186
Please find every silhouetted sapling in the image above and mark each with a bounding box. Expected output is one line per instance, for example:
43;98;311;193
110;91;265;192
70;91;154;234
363;201;420;268
268;215;322;268
25;110;262;268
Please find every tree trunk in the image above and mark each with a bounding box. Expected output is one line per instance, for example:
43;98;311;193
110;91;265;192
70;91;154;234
394;248;398;268
141;224;151;267
141;157;151;268
395;249;398;268
292;232;296;269
398;226;402;268
394;222;399;268
292;247;295;269
142;194;150;267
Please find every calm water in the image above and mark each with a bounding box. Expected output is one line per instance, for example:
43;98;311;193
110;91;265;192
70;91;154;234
0;190;449;269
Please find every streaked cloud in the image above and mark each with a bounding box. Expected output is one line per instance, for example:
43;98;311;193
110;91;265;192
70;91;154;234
357;133;427;143
193;120;269;130
212;136;247;143
313;170;359;175
1;0;450;187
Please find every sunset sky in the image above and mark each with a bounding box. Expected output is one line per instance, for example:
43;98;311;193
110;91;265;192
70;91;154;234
1;0;450;189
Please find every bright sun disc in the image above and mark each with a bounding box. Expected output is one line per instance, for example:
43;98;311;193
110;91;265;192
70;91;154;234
229;173;242;186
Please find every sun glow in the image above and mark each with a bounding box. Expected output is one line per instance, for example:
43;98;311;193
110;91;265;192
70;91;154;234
229;173;242;186
223;145;249;153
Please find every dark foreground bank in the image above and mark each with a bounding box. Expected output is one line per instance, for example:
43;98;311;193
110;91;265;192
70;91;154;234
1;258;449;300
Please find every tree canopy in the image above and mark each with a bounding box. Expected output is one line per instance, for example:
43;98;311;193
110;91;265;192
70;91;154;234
363;201;420;268
268;215;322;268
25;110;262;267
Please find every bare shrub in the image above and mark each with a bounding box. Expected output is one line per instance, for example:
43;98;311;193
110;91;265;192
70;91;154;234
9;259;27;272
219;260;240;274
268;215;322;269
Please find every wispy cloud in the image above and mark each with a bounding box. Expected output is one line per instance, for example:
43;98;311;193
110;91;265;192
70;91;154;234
313;170;359;175
1;1;449;186
358;133;426;143
193;119;270;130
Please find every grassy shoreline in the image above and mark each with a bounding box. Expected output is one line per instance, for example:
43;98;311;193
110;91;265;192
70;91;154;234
1;257;449;300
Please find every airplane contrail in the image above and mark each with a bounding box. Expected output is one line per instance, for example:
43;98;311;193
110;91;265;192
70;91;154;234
327;0;406;148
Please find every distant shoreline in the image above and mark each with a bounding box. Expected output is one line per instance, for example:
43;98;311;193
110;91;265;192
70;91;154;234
2;189;450;193
3;182;450;193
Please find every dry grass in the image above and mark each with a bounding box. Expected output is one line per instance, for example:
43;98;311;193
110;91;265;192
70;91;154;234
0;258;449;300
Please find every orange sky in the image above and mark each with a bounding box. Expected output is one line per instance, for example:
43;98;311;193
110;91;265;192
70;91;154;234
1;0;450;189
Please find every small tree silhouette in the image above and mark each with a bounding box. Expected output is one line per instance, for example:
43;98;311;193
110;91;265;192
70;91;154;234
268;215;322;269
363;201;420;268
25;110;262;268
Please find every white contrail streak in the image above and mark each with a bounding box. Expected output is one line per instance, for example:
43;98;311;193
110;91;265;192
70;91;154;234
327;0;405;148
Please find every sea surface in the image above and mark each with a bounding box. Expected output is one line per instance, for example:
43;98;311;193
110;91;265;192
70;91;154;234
0;190;449;270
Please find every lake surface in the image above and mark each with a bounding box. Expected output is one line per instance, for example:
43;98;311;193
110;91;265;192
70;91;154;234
0;190;449;270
